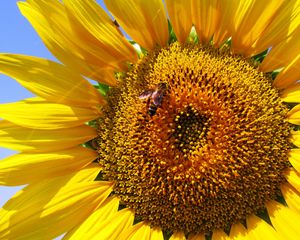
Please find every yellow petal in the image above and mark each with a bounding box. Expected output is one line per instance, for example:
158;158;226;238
104;0;169;50
231;0;284;55
212;218;278;240
281;183;300;216
288;149;300;174
63;197;122;239
261;29;300;73
280;83;300;103
212;229;230;240
285;168;300;192
18;0;120;84
250;1;300;56
165;0;193;43
192;0;220;44
228;222;249;239
87;208;135;240
0;146;97;186
0;175;113;239
273;54;300;89
18;0;95;80
267;200;300;239
0;98;100;130
10;98;99;127
290;130;300;148
287;104;300;125
57;163;101;185
1;163;101;207
213;0;238;47
3;163;101;207
0;120;97;152
93;68;119;85
170;231;186;240
122;221;151;240
188;233;205;240
0;54;104;107
150;227;164;240
63;0;137;66
246;215;281;239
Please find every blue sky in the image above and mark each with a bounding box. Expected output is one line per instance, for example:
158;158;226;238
0;0;107;208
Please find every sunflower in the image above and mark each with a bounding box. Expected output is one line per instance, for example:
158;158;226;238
1;0;300;239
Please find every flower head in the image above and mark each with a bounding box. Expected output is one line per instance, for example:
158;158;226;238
1;0;300;239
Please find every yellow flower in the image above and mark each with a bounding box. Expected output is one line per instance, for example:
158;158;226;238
1;0;300;239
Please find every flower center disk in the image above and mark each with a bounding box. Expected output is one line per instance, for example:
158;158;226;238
97;43;291;234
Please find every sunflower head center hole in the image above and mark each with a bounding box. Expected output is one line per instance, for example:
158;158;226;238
172;105;209;155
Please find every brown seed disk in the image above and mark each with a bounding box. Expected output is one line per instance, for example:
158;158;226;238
97;43;292;234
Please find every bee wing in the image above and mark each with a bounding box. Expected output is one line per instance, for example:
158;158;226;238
139;89;154;99
153;88;166;105
153;94;163;105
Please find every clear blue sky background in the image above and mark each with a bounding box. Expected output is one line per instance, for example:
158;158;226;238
0;0;108;209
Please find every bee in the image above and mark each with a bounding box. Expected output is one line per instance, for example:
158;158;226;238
139;82;167;116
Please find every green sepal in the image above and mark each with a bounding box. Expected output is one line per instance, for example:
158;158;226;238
87;119;98;128
94;171;104;181
168;20;177;44
252;48;269;63
95;82;110;97
275;193;288;207
188;26;199;44
271;69;281;80
129;40;146;58
82;140;95;150
163;230;173;240
224;38;232;47
256;208;272;226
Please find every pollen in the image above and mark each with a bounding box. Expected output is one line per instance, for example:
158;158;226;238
97;43;292;235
